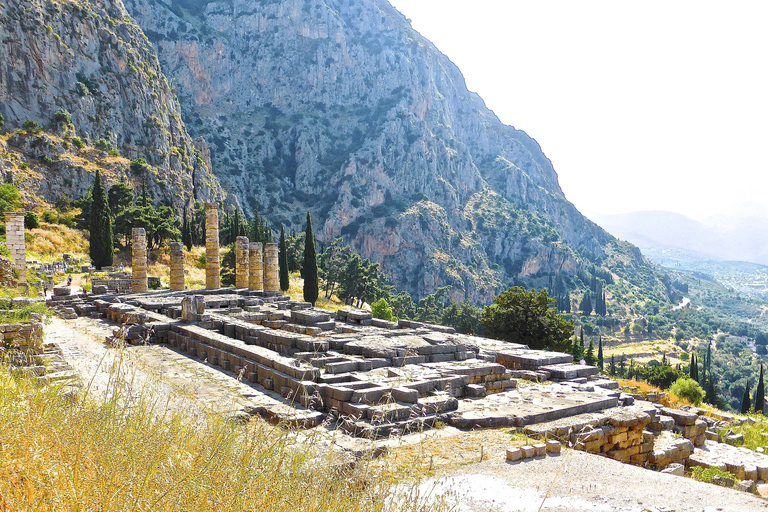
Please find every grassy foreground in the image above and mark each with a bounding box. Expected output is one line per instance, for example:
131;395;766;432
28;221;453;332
0;367;440;511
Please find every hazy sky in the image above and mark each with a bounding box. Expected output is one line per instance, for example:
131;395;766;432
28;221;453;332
387;0;768;223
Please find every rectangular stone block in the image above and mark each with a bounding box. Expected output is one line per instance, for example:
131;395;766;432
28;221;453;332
533;443;547;457
521;445;535;459
506;447;522;461
546;440;561;454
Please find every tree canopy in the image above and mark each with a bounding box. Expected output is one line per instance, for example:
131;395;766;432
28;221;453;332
481;287;574;351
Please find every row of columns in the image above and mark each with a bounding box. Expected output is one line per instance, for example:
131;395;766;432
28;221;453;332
131;204;280;293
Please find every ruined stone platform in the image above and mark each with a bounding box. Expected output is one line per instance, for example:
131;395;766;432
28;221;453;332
50;288;622;438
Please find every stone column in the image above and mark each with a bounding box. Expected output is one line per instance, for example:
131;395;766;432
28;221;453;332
131;227;148;293
235;236;250;289
263;243;279;293
249;242;263;291
169;242;185;291
3;212;26;286
205;204;220;289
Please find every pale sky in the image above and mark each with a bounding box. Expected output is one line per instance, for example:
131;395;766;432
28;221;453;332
388;0;768;223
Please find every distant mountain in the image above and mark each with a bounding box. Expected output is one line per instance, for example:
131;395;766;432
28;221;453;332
592;211;768;266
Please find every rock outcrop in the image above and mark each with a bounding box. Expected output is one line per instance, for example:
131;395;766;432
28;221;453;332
0;0;223;208
120;0;665;302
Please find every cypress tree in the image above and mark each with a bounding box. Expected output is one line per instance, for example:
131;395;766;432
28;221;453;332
89;170;113;269
586;339;595;366
755;364;765;414
741;382;751;414
580;291;593;316
690;354;698;381
609;354;616;376
597;336;604;371
279;225;289;292
580;329;585;348
182;208;192;251
302;211;318;305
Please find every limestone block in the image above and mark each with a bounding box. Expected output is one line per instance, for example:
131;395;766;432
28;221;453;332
661;463;685;476
533;443;547;457
546;440;561;454
506;447;522;461
521;445;535;458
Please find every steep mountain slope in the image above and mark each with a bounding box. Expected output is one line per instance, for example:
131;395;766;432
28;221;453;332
119;0;668;303
0;0;223;207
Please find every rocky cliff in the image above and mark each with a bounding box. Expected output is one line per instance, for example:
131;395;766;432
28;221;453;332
3;0;658;305
0;0;223;207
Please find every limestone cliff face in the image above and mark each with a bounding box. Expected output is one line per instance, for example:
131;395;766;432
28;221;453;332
0;0;223;207
122;0;656;302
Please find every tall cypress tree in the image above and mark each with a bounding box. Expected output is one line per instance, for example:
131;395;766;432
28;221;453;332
279;225;289;292
182;208;192;251
741;381;751;414
755;364;765;414
597;336;604;372
302;211;318;305
586;339;595;366
89;170;113;269
690;354;698;381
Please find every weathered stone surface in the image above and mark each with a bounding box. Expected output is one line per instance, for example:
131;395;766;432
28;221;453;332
205;204;220;289
4;212;25;285
235;237;250;289
263;243;279;293
132;228;148;293
169;242;185;291
248;243;263;291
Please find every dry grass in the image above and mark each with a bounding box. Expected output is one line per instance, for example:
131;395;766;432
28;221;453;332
26;223;88;263
0;364;441;512
617;378;691;408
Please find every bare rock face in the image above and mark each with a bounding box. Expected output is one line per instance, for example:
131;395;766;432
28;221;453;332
0;0;223;208
120;0;663;302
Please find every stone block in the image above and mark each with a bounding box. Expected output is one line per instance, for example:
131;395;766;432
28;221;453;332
506;447;522;461
533;443;547;457
661;463;685;476
546;440;561;454
521;445;535;459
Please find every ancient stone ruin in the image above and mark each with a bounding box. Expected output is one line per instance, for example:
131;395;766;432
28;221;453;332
205;204;220;290
131;228;148;293
4;212;26;286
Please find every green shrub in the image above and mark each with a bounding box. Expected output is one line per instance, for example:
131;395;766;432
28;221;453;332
371;298;394;321
52;109;71;124
108;149;120;157
670;377;704;406
22;120;40;133
94;138;113;152
0;113;4;127
691;466;735;486
23;212;39;229
71;136;84;149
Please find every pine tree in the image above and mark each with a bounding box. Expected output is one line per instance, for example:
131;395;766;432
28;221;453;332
755;364;765;414
89;170;113;269
705;376;718;406
302;211;318;305
279;225;289;292
597;336;604;372
741;382;752;414
571;339;582;361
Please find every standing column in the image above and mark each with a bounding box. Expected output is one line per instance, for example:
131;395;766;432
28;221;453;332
3;212;26;286
235;236;250;289
132;228;148;293
249;242;263;291
169;242;185;291
205;204;220;289
263;243;279;293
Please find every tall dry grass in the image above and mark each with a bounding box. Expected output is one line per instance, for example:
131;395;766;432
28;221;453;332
0;361;442;512
26;223;89;262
